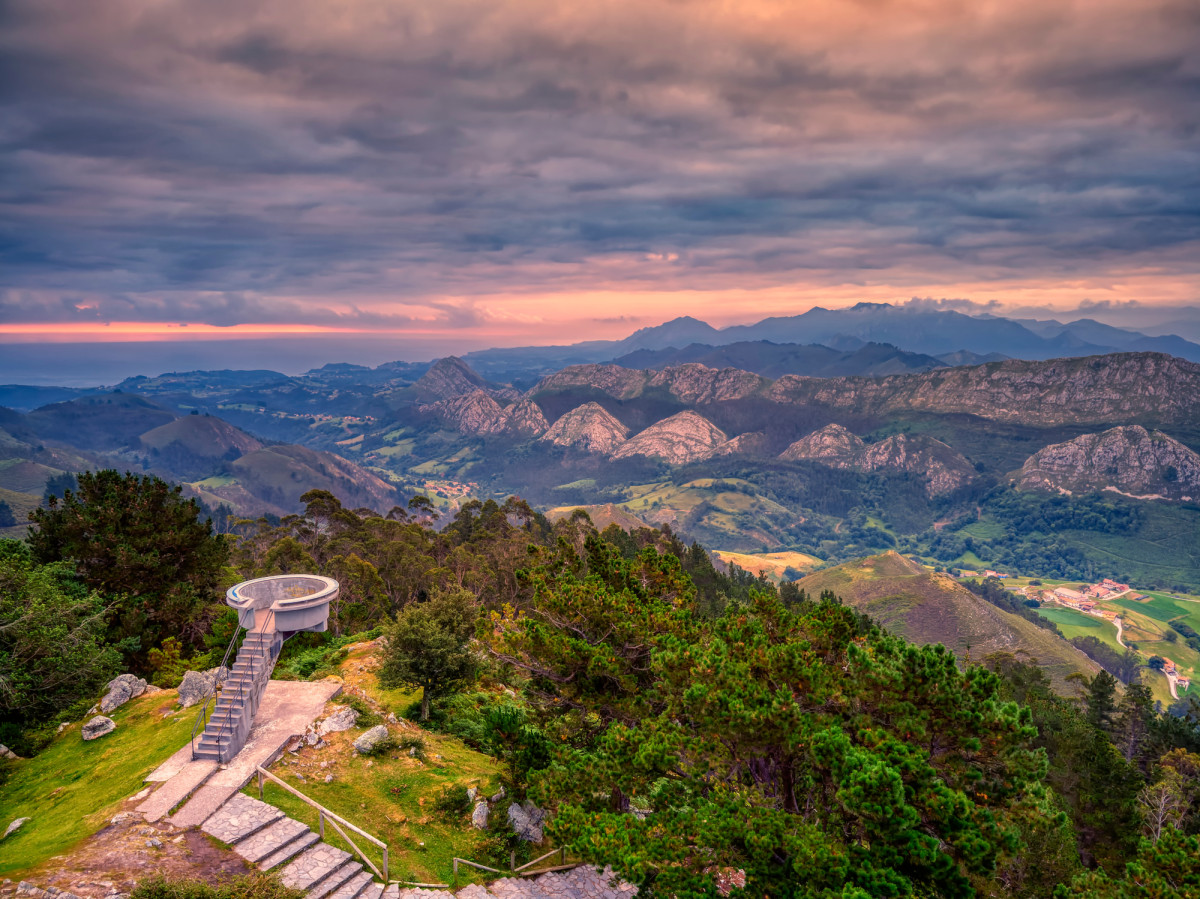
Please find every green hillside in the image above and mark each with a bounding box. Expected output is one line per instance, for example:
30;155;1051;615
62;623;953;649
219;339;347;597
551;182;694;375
795;551;1101;694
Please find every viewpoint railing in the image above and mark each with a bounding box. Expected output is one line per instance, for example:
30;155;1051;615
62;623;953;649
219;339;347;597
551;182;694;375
452;847;575;887
189;613;244;759
256;764;389;882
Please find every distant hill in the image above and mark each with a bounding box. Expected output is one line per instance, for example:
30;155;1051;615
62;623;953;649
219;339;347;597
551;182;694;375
615;341;946;378
138;414;266;479
27;393;177;451
546;503;652;532
0;385;93;412
794;552;1102;694
219;445;398;515
712;549;822;581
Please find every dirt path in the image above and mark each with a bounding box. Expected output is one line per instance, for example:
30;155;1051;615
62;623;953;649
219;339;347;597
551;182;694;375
1114;616;1127;648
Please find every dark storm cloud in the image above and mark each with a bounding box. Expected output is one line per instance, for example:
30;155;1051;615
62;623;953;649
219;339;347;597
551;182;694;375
1;0;1199;327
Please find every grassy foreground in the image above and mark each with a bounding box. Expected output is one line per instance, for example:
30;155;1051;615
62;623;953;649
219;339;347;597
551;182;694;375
244;643;503;887
0;690;194;876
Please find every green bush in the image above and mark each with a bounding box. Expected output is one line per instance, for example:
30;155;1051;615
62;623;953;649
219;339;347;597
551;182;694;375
339;693;382;727
131;874;303;899
433;783;471;818
395;734;426;760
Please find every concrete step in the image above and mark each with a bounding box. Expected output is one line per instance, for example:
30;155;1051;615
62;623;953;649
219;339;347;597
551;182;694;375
280;844;353;891
324;869;373;899
234;817;313;865
307;861;363;899
357;883;384;899
135;759;218;822
201;792;285;845
261;830;321;871
381;886;399;899
454;885;491;899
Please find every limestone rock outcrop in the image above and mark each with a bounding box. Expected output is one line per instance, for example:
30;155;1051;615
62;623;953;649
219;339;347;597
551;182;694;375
1017;425;1200;501
498;397;550;438
780;425;974;495
612;411;729;465
710;431;769;458
540;403;629;455
779;423;864;463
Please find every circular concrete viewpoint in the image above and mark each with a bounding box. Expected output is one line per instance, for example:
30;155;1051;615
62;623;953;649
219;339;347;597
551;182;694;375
226;574;338;634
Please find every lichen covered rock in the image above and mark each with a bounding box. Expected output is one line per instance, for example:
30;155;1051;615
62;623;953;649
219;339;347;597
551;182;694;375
81;716;116;741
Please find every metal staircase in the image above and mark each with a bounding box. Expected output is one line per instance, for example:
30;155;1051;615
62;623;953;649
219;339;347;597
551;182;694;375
192;611;282;762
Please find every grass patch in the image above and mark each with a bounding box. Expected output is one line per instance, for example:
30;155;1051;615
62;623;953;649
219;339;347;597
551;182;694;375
1110;596;1191;623
0;692;193;877
249;727;500;886
957;520;1006;540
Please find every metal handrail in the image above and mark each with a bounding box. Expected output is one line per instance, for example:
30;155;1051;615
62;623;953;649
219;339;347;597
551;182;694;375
453;848;574;886
256;763;388;881
190;612;245;759
211;608;274;762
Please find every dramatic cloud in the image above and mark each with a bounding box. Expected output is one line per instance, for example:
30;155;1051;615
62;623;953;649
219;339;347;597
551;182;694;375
1;0;1198;339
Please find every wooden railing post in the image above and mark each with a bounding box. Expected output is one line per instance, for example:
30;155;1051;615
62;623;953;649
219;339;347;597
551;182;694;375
258;770;264;799
453;858;459;888
383;847;388;882
319;809;325;838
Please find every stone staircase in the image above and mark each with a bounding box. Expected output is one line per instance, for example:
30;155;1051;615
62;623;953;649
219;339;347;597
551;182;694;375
201;794;637;899
194;630;282;762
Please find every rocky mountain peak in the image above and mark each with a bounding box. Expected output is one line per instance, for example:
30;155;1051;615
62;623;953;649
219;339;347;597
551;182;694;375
421;389;507;435
859;434;975;495
779;423;865;462
414;356;518;403
499;397;550;438
780;426;973;495
539;402;629;455
611;411;729;465
1018;425;1200;502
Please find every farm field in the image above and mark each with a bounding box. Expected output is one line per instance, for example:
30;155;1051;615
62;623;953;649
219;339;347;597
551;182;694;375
1035;606;1124;653
712;549;823;582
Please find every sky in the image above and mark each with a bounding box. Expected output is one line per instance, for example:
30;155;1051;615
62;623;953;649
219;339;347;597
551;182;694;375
2;0;1200;382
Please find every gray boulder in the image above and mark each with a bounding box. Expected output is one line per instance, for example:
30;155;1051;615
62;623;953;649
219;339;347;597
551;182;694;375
353;725;389;754
82;716;116;741
100;674;147;713
318;705;360;735
0;743;21;759
176;670;215;709
507;800;547;843
471;800;489;829
4;817;29;839
489;786;506;803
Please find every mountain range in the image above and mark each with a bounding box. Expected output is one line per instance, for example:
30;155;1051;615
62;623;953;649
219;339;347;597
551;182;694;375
457;303;1200;382
5;309;1200;589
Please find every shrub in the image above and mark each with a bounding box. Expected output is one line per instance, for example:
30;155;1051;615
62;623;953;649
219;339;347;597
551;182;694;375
433;784;471;818
395;735;427;760
339;693;382;727
130;874;303;899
